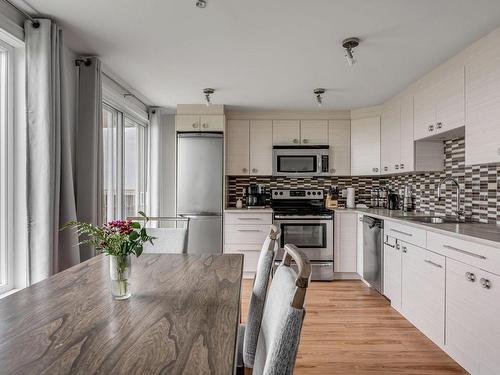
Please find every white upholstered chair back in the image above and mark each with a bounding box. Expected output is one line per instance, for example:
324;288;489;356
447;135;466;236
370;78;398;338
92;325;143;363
127;216;190;254
252;244;311;375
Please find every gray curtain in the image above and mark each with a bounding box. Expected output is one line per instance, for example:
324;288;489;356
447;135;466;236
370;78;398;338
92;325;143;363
76;57;103;261
148;108;161;219
25;19;80;284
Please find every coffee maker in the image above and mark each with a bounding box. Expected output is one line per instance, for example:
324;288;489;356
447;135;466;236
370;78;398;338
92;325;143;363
245;184;267;208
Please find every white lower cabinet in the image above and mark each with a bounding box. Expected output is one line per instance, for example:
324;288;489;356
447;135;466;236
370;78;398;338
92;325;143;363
224;211;272;277
383;236;402;311
334;212;357;273
401;242;445;347
445;258;481;374
356;214;364;277
446;258;500;375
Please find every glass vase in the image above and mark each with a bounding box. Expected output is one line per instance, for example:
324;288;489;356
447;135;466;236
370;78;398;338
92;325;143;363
109;255;131;300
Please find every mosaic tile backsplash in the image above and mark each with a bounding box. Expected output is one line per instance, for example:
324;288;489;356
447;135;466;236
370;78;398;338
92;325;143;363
226;138;500;224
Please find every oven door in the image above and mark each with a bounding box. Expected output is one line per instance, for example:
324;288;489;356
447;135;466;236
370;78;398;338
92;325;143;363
274;218;333;261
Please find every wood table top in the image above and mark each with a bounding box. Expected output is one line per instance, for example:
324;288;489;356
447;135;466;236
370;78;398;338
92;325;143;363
0;253;243;375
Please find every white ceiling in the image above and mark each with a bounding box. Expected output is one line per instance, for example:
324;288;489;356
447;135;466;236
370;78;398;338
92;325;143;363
15;0;500;111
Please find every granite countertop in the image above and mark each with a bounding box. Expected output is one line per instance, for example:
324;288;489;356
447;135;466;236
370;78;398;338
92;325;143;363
224;207;274;213
334;208;500;249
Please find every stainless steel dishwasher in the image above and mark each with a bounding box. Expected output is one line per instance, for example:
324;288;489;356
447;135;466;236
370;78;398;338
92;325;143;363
363;216;384;293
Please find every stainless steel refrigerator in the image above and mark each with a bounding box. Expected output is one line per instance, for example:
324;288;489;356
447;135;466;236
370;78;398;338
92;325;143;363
176;132;223;254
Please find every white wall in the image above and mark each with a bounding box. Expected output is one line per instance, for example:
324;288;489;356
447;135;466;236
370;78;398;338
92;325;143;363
160;114;176;216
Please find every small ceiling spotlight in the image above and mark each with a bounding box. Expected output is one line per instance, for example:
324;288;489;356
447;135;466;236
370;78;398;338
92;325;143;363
196;0;207;8
203;88;215;106
314;88;325;107
342;37;360;65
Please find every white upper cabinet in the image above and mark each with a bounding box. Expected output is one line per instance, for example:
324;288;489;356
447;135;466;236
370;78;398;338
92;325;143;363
272;120;300;145
226;120;250;175
249;120;273;175
399;95;414;172
414;65;465;140
328;120;351;176
351;116;381;176
300;120;328;145
465;31;500;166
380;102;401;174
176;114;225;132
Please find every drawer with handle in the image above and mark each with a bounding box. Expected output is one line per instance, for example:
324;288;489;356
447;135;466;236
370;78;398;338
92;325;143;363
427;231;500;276
224;212;272;225
385;220;426;248
224;224;270;244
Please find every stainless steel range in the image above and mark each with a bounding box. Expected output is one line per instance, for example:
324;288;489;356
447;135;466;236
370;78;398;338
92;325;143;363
272;189;334;281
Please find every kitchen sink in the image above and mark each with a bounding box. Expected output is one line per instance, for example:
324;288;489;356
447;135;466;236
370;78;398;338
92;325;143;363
396;216;464;224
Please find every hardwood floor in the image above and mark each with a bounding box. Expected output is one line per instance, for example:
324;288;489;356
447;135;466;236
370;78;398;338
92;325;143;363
241;279;468;375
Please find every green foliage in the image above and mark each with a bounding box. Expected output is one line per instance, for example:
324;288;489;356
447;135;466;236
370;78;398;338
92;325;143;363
61;213;155;258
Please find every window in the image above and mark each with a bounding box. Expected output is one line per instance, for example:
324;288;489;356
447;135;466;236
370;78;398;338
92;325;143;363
102;103;148;223
0;38;14;294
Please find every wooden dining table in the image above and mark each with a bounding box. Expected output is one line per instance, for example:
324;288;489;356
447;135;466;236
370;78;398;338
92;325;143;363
0;253;243;375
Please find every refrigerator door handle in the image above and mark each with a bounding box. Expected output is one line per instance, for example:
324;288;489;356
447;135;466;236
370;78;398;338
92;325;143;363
178;213;221;218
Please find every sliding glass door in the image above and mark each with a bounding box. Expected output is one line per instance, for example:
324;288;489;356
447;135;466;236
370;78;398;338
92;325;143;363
102;104;148;223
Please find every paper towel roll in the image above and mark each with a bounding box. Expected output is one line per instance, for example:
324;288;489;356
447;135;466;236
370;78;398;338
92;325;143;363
346;187;355;208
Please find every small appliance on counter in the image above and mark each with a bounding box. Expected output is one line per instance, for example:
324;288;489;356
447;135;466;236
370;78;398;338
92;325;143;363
371;187;387;208
402;184;414;212
245;184;268;208
387;191;400;210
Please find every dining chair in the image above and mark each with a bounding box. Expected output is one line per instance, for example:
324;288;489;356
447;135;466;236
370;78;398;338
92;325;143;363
127;216;190;254
251;244;311;375
237;225;281;371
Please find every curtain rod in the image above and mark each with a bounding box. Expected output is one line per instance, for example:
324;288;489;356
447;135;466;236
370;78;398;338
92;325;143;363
102;71;149;109
2;0;40;28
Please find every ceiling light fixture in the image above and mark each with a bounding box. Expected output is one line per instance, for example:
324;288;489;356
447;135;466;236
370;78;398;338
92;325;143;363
314;88;325;107
203;88;215;106
342;37;360;65
196;0;207;8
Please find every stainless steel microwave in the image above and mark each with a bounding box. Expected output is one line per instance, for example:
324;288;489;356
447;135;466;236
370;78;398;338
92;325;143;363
272;145;329;176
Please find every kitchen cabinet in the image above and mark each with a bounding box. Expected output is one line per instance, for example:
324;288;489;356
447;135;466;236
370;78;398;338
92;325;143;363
176;114;224;132
445;258;481;374
300;120;328;145
334;212;357;273
226;120;250;175
383;236;402;311
272;120;300;145
226;120;273;176
350;116;381;176
328;120;351;175
380;102;401;174
356;213;364;277
224;211;273;278
414;65;465;140
402;242;445;347
249;120;273;175
465;33;500;166
446;258;500;375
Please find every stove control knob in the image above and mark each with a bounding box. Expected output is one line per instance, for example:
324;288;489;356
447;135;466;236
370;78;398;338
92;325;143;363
273;192;278;196
279;192;284;195
307;191;311;195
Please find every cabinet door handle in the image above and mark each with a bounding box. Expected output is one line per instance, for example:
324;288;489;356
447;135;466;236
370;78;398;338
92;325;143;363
383;166;388;171
402;246;407;253
465;272;476;282
385;242;395;248
390;228;413;237
480;278;491;289
428;124;434;132
192;123;199;128
242;168;248;173
443;245;486;260
202;123;208;128
237;229;262;233
293;138;299;144
330;168;336;173
372;167;379;172
436;122;443;129
302;139;309;144
394;164;399;170
400;163;404;169
237;217;262;221
424;259;443;268
252;168;257;173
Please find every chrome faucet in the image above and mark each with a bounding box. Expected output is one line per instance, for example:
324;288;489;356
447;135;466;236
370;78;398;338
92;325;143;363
437;176;464;219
